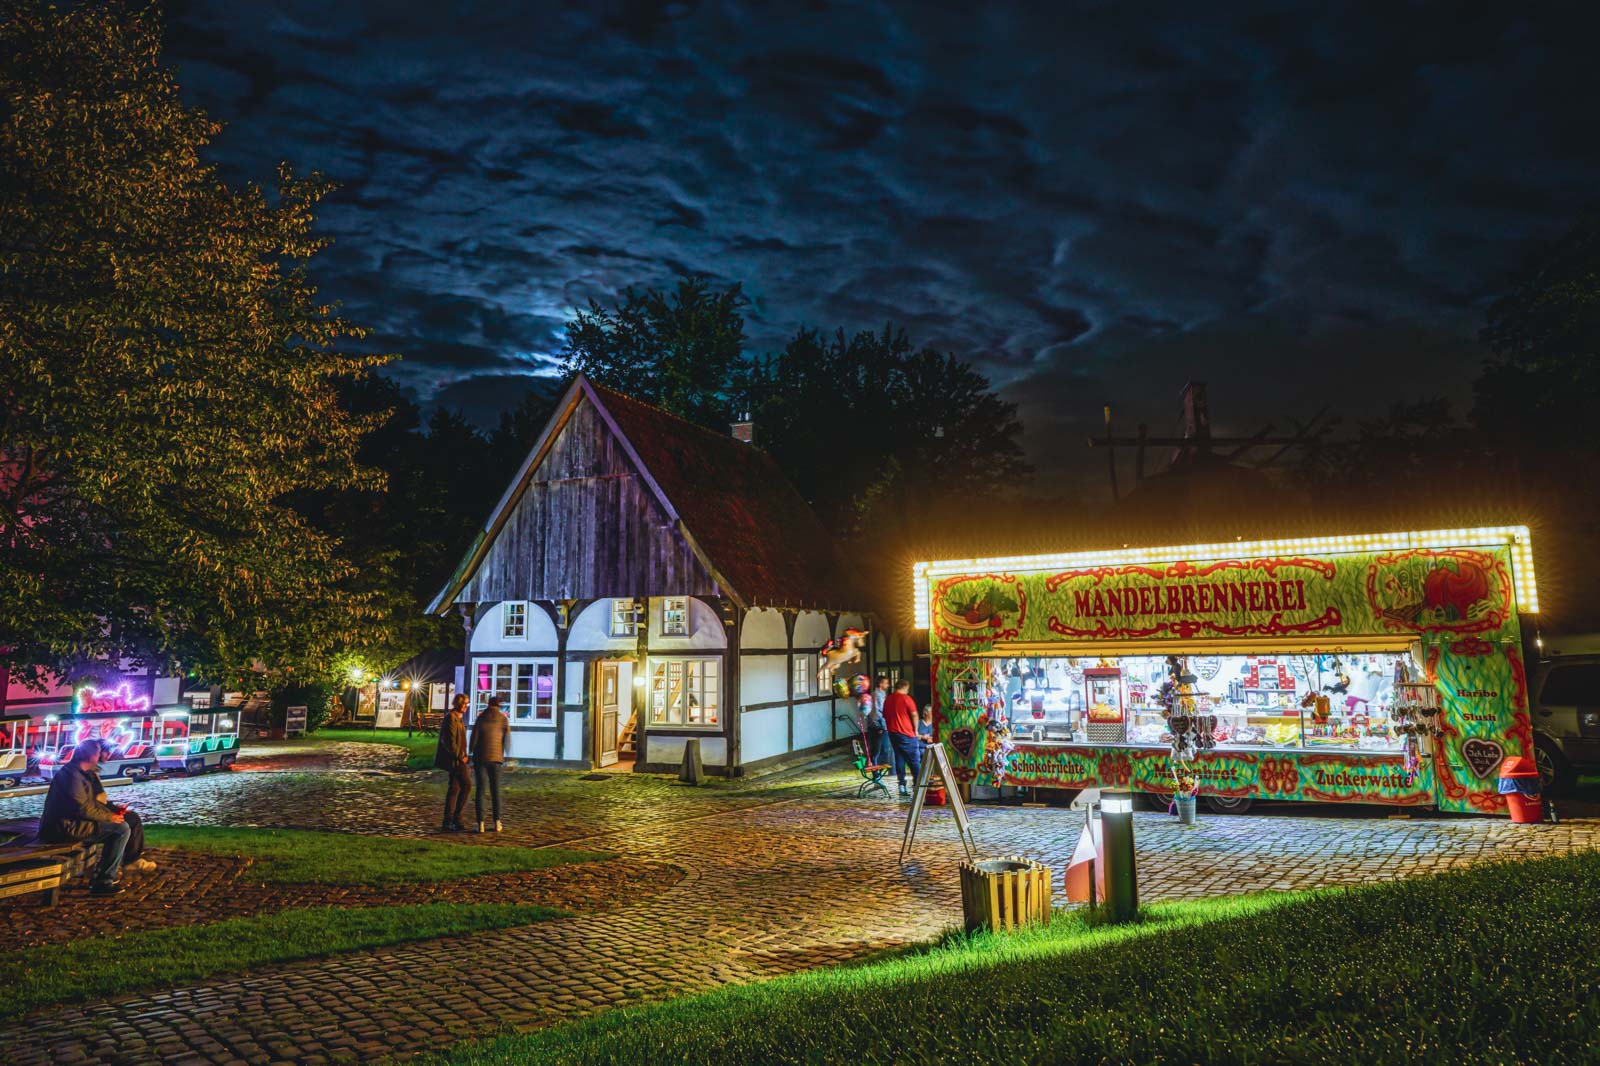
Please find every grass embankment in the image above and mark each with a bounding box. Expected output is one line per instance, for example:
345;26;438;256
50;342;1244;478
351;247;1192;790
0;902;560;1023
0;828;608;1022
427;851;1600;1065
312;726;439;769
144;826;612;884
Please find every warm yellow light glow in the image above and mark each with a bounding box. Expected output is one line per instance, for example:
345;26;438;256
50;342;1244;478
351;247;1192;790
909;525;1538;627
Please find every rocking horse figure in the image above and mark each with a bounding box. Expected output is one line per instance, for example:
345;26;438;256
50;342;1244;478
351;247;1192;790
818;628;869;690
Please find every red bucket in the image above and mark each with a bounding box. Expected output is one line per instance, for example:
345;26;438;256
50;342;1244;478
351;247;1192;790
1505;792;1544;824
927;786;947;806
1497;755;1543;824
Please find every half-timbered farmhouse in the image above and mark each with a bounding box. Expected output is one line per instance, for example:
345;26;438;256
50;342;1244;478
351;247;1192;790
428;374;918;775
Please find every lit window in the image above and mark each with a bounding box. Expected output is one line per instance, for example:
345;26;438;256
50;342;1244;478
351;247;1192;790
661;597;688;636
611;599;637;637
793;654;814;698
474;659;556;724
650;657;719;727
502;602;527;640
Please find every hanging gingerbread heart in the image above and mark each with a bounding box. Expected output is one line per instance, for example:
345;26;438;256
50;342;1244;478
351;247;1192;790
1461;737;1504;779
948;726;976;759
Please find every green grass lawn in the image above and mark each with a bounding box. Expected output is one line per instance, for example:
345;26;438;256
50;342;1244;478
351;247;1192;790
311;726;439;769
144;826;612;884
424;851;1600;1065
0;902;561;1023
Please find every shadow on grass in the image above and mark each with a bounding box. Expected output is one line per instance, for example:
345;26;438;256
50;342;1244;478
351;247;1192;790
419;851;1600;1066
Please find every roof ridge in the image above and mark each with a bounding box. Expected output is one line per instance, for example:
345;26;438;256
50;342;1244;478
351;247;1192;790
586;379;765;456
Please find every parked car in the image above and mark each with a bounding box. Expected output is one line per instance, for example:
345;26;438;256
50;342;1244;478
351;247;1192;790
1530;653;1600;792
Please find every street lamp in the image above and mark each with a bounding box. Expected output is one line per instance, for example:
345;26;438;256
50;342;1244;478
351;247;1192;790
1099;789;1138;922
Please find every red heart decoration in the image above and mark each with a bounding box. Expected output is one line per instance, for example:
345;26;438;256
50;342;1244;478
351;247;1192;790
948;726;976;759
1461;737;1504;779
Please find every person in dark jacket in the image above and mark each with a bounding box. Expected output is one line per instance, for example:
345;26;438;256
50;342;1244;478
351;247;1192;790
87;753;155;872
435;694;472;831
470;695;510;833
866;674;891;767
40;739;131;894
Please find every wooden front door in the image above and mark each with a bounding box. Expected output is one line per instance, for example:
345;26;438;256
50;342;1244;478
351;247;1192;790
597;662;620;767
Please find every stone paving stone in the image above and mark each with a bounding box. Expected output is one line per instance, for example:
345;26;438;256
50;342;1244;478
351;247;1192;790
3;738;1598;1063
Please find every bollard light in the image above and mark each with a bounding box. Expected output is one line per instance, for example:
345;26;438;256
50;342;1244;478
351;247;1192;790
1099;788;1138;922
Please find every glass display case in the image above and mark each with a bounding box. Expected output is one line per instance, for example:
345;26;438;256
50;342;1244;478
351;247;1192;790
1084;667;1125;743
986;651;1407;752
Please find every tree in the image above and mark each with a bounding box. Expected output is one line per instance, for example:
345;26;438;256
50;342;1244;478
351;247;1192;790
1473;219;1600;628
1476;218;1600;455
0;2;389;685
561;278;748;429
751;326;1030;540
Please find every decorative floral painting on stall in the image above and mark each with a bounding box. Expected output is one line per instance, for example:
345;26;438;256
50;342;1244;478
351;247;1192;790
926;544;1527;814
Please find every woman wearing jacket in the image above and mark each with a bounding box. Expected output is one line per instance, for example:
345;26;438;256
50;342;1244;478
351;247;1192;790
470;695;510;832
435;695;472;831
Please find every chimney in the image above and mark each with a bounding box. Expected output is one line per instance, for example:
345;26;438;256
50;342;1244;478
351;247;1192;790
730;412;754;444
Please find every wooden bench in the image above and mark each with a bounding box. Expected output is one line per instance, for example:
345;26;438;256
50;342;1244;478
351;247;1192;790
0;818;102;906
416;713;443;736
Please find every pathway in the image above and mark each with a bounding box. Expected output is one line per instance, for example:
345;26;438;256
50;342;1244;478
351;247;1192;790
4;740;1598;1064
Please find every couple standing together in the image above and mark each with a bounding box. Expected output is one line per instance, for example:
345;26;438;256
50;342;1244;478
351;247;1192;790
864;676;924;796
435;694;508;832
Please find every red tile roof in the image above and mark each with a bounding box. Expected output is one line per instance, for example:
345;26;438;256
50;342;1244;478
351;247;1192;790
590;383;856;611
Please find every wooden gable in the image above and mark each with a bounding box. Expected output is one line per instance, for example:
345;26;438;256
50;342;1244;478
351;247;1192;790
456;394;719;603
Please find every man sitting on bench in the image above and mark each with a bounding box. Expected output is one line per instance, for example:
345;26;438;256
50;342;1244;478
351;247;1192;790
40;739;132;895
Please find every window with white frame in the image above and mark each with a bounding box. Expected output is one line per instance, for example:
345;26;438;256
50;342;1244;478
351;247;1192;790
792;653;814;698
661;597;689;636
474;659;556;723
649;657;719;727
502;601;528;640
610;599;637;637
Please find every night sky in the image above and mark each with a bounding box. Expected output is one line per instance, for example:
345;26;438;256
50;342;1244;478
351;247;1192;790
166;2;1599;492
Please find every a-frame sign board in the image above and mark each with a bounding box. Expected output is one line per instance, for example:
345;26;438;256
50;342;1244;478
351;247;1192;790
899;741;977;863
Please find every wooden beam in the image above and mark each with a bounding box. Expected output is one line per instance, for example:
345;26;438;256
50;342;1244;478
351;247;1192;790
1103;406;1119;502
1089;434;1311;448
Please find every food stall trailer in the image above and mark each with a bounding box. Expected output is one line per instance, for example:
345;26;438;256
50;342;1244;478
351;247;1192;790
914;526;1538;815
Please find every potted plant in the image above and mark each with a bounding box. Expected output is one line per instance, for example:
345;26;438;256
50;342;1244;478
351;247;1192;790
1173;767;1199;825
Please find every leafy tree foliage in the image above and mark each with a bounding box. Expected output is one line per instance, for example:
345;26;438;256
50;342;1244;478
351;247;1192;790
561;278;748;430
750;326;1030;539
0;2;387;685
1476;219;1600;455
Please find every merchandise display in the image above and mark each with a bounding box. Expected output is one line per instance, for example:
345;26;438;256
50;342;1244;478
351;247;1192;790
994;651;1406;752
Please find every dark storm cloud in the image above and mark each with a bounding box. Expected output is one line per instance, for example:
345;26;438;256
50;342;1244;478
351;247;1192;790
163;1;1600;472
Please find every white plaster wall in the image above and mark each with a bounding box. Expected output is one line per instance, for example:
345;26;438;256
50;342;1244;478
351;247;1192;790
507;730;557;761
471;601;559;653
741;705;788;763
793;699;832;750
562;710;584;762
741;655;787;706
567;599;638;653
873;633;890;662
835;706;856;740
564;661;587;706
741;607;787;650
794;611;831;651
836;613;867;637
649;596;726;650
648;734;727;767
152;676;180;706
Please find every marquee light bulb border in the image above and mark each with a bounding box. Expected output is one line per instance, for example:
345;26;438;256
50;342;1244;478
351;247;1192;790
910;525;1538;629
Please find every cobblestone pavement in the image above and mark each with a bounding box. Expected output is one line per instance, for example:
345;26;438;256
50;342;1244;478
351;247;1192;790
4;738;1599;1065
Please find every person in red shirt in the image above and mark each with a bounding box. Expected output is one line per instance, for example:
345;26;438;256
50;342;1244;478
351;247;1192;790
882;679;921;796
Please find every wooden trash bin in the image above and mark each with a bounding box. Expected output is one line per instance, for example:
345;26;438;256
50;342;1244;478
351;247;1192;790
960;856;1052;933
